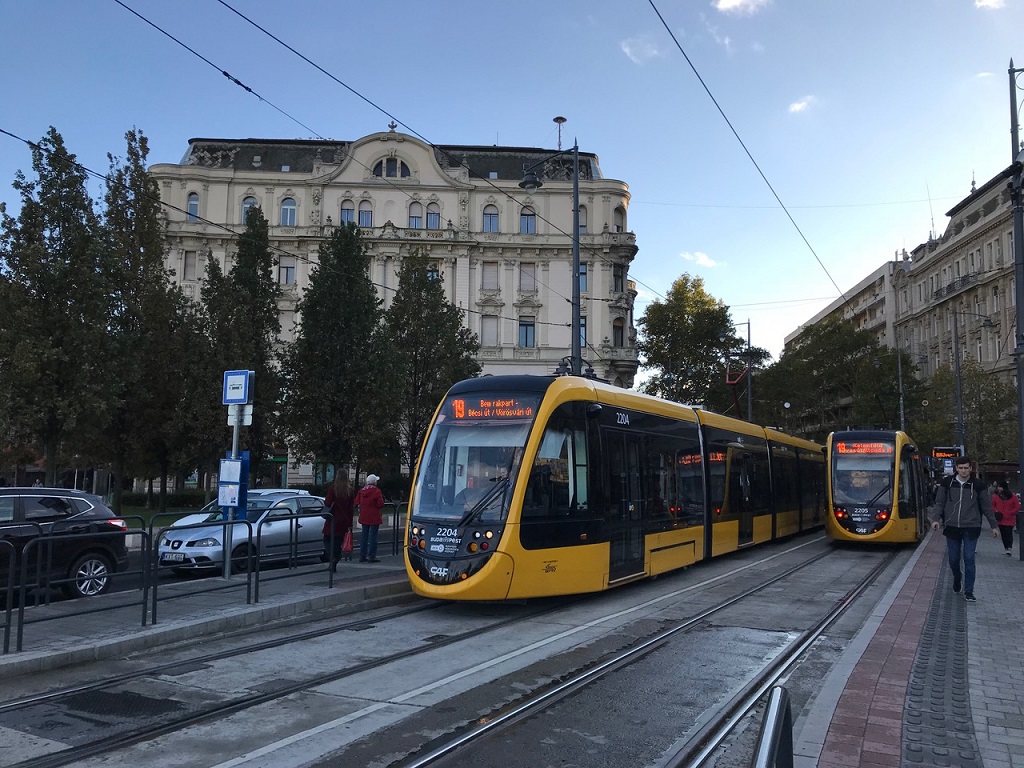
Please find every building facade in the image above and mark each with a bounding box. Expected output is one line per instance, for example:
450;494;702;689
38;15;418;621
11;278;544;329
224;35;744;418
785;164;1019;444
893;167;1017;389
149;127;640;387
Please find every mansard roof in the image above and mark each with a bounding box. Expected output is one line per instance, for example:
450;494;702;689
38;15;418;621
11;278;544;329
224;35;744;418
180;135;604;183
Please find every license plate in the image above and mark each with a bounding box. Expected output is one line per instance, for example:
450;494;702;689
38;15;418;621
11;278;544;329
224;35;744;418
161;552;185;562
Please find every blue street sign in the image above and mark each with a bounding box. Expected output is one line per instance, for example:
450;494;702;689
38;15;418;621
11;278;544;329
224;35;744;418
223;370;251;405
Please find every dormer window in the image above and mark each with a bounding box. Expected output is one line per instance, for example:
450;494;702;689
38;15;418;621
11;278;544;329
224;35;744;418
373;158;411;178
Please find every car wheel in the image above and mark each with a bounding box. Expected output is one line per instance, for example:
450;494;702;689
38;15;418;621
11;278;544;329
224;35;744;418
64;552;114;598
230;545;255;575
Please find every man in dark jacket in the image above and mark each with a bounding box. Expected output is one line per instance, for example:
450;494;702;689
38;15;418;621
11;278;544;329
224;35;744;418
930;457;1000;602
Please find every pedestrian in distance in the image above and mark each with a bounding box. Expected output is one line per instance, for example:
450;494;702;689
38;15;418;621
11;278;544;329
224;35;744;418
322;472;355;571
930;457;1000;602
355;474;385;563
991;480;1020;557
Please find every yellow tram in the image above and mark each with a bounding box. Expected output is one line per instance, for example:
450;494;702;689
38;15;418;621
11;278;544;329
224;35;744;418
824;429;929;544
405;375;826;600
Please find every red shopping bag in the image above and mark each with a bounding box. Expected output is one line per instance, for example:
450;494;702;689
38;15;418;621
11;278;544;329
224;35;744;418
342;531;353;554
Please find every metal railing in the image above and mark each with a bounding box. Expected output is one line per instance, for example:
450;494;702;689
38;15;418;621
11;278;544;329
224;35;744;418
2;501;409;654
751;686;794;768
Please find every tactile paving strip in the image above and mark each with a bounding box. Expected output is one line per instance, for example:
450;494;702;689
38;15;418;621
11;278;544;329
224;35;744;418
902;567;981;767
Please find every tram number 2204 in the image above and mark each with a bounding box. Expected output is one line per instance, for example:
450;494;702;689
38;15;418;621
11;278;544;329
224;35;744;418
616;412;630;426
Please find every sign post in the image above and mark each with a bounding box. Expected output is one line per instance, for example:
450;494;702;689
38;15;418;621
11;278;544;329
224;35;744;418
221;370;254;578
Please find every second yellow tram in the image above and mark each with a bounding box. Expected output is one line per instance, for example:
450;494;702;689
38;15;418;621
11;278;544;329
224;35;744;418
825;429;929;544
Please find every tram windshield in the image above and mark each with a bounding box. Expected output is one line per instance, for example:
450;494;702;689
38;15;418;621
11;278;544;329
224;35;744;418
832;445;894;507
411;392;539;523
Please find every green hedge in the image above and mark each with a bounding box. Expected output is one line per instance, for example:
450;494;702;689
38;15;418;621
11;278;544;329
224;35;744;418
121;490;210;508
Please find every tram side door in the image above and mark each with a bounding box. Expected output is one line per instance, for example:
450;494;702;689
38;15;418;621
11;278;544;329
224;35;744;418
606;429;645;581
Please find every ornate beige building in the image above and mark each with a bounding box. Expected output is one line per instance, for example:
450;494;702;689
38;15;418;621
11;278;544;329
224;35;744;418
149;127;640;387
893;168;1017;388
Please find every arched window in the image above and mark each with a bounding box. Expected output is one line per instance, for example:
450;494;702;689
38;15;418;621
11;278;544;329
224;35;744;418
614;206;626;233
340;200;355;224
373;158;411;178
578;204;588;234
613;318;625;347
187;192;199;222
242;196;259;223
358;200;373;227
280;197;297;227
483;204;499;233
520;207;536;235
426;202;441;230
408;202;423;229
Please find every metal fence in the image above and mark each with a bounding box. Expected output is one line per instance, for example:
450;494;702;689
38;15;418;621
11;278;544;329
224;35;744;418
0;502;408;654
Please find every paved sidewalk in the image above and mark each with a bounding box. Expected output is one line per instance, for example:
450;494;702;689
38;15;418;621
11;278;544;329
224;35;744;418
797;528;1024;768
0;555;415;679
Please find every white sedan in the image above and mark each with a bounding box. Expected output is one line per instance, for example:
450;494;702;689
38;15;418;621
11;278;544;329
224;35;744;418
157;493;326;573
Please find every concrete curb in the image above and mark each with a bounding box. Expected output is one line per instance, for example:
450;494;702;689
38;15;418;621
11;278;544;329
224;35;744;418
1;576;416;678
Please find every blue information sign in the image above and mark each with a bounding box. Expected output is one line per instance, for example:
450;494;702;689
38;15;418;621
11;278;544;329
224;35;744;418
223;370;251;405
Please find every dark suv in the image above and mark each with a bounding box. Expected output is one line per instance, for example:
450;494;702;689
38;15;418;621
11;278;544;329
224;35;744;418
0;488;130;599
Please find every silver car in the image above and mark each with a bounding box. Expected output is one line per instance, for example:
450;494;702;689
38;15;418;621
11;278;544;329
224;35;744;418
157;493;326;574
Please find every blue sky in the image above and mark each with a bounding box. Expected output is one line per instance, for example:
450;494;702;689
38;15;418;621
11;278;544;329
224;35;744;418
2;0;1023;361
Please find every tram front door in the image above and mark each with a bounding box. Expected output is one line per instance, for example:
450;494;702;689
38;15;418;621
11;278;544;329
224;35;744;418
606;430;645;582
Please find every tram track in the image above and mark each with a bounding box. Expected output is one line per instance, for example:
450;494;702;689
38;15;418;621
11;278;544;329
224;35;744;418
2;539;889;768
2;596;585;768
398;547;900;768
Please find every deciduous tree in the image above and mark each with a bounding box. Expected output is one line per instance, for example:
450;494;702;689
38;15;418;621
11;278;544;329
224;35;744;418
0;128;108;483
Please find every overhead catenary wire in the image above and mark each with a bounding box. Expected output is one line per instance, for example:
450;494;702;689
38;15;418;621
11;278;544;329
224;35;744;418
206;0;667;305
0;126;579;334
645;0;856;319
110;0;620;327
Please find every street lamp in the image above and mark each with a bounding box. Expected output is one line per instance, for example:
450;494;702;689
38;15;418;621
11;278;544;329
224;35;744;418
1008;59;1024;559
950;309;994;452
722;320;753;421
520;139;581;376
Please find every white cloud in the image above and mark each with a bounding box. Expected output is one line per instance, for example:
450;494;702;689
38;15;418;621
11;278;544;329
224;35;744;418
620;36;662;64
975;0;1005;9
681;251;718;268
713;0;770;15
788;95;816;113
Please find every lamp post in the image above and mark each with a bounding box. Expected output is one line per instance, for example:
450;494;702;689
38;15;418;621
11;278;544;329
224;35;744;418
895;331;906;432
1007;59;1024;558
520;140;581;376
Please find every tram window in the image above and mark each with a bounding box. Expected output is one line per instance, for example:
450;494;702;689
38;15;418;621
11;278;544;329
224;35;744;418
524;407;589;519
645;432;703;530
833;462;892;506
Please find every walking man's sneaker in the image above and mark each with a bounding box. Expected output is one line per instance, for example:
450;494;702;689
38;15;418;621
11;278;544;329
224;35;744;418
965;592;977;602
953;575;962;593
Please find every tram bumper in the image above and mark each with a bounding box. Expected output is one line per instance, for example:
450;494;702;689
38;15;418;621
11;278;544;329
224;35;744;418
407;549;514;600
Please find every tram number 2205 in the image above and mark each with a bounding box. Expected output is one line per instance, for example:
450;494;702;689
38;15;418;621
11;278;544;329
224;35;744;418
616;412;630;426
